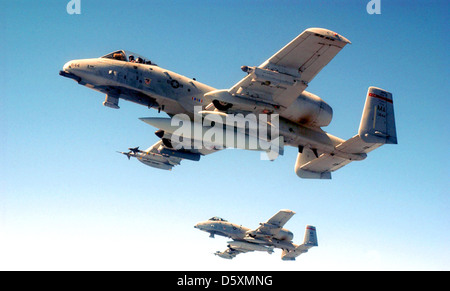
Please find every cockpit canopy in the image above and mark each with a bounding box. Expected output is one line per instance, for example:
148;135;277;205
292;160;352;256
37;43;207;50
101;50;157;66
208;216;227;222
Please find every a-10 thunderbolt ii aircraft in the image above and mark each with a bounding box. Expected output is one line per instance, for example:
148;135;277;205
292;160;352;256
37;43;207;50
194;209;317;260
60;27;397;179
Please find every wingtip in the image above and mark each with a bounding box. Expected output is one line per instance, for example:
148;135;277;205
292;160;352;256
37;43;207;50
306;27;351;44
138;117;162;126
280;209;296;215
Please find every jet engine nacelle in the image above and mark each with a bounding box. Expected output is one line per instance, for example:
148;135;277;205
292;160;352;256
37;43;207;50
273;228;294;242
205;90;332;127
280;91;333;127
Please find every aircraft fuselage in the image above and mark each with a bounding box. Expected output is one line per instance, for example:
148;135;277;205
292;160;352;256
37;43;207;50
60;51;351;153
60;47;394;179
194;220;250;240
61;54;215;116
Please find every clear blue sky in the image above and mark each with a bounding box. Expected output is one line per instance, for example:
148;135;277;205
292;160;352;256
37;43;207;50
1;0;448;270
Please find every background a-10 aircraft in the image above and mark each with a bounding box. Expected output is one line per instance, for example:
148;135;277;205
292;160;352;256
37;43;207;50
195;209;317;260
60;27;397;179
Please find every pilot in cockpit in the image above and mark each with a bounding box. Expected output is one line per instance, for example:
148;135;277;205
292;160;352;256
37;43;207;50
113;52;125;61
136;57;144;64
129;55;136;63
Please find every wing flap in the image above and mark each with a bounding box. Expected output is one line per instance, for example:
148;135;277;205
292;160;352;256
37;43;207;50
336;135;383;154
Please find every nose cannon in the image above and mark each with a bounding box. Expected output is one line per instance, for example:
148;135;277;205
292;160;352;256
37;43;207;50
59;61;81;82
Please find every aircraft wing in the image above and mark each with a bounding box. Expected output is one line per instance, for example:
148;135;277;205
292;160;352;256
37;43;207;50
228;28;351;110
247;209;295;238
264;209;296;229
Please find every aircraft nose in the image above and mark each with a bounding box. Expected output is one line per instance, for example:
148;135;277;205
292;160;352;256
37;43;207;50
194;222;204;229
59;60;82;82
63;61;72;72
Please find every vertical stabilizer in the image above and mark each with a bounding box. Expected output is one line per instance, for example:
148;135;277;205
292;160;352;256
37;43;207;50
303;225;318;247
358;87;397;144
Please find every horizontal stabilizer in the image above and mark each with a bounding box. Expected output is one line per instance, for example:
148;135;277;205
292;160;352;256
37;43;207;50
296;153;348;179
295;147;333;179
